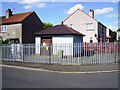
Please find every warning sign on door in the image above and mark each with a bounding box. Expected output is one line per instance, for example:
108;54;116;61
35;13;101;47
46;46;49;51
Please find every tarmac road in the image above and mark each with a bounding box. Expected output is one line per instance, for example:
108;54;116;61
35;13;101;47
2;66;119;88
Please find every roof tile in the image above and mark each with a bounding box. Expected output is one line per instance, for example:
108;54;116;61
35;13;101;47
35;24;85;36
0;11;33;25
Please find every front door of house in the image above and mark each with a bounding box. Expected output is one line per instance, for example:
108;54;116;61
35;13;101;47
41;37;52;56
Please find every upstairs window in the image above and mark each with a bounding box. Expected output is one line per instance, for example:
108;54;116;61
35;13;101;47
1;26;7;32
87;23;93;30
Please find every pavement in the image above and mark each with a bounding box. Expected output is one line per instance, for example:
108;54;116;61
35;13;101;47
1;61;119;73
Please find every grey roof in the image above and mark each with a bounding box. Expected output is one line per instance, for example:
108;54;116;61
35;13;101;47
35;24;85;36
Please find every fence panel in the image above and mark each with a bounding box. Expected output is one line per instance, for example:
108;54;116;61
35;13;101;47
1;42;119;65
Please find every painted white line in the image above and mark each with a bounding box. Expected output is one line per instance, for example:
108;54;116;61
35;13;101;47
1;64;119;74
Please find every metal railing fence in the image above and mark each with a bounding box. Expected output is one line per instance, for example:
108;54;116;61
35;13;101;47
0;42;119;65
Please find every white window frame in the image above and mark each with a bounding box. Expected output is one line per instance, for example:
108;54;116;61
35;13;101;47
1;26;7;32
87;23;93;30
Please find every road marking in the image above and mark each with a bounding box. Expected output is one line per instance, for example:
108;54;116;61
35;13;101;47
1;64;119;74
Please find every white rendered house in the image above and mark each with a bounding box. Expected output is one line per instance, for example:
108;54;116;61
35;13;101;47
63;9;107;43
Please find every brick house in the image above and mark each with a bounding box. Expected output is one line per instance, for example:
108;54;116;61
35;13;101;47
0;9;44;44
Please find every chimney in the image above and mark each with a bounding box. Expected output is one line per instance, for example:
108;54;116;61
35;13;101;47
89;9;94;18
6;9;13;19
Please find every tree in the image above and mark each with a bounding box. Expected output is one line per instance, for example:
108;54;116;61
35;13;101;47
43;22;53;29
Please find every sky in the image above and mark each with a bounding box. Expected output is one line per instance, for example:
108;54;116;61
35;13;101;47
0;1;119;31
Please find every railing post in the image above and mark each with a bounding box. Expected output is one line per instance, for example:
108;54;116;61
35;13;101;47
114;42;116;63
49;44;51;64
77;43;79;65
21;44;24;62
13;44;16;62
0;44;2;61
80;43;82;65
28;44;30;55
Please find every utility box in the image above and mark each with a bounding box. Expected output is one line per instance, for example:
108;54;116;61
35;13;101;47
58;50;63;58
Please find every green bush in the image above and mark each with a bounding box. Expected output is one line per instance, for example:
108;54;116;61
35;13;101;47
1;39;10;44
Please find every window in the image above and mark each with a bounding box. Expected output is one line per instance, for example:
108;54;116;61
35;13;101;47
87;23;93;29
118;35;120;40
1;26;7;32
118;37;120;40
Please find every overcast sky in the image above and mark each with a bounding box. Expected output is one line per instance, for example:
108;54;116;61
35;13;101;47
1;1;119;31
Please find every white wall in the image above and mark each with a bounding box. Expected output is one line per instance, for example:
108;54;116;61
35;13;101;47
117;31;120;40
52;37;73;56
35;37;41;54
63;10;98;43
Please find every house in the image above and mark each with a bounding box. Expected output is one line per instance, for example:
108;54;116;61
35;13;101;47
63;9;110;43
106;28;117;42
35;24;85;56
109;30;117;42
0;9;44;44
